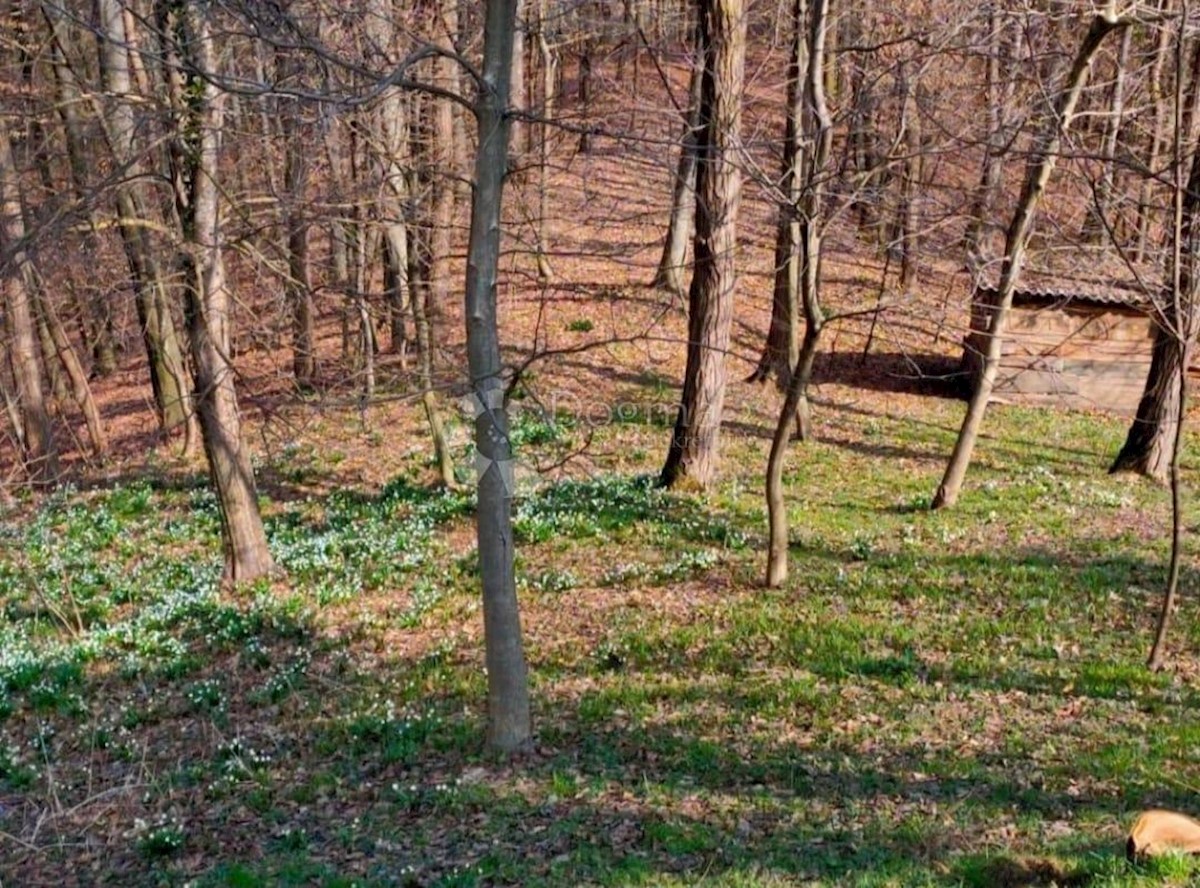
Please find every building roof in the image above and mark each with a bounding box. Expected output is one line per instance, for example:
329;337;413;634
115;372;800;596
972;252;1159;310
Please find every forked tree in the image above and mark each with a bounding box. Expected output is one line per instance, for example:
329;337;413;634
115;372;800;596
764;0;832;588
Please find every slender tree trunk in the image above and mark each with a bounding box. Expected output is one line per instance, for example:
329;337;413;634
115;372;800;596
43;14;119;377
932;10;1125;510
897;74;922;290
511;0;527;156
578;17;594;154
1137;1;1173;262
749;0;806;389
161;0;275;585
35;306;68;413
32;287;106;456
97;0;192;435
765;0;832;587
416;0;459;485
535;1;557;282
0;127;56;486
660;0;746;490
277;49;316;385
1084;24;1132;242
466;0;533;755
364;1;414;358
652;28;704;296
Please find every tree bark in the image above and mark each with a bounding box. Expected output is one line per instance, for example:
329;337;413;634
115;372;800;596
660;0;745;490
1113;14;1200;485
749;0;806;389
1083;23;1132;242
43;10;119;377
765;0;831;587
96;0;193;435
161;0;275;585
1147;13;1200;666
652;25;704;296
932;10;1125;510
276;47;317;386
466;0;533;755
1137;3;1174;263
0;126;56;486
32;286;106;457
418;0;458;486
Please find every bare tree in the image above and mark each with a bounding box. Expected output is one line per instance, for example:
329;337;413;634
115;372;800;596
660;0;746;489
96;0;193;438
765;0;832;588
1146;3;1200;669
1112;23;1200;483
652;21;703;297
0;126;56;485
933;7;1128;510
748;0;806;391
159;0;276;585
466;0;533;755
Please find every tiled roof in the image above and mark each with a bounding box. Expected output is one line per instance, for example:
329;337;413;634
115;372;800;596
974;260;1158;309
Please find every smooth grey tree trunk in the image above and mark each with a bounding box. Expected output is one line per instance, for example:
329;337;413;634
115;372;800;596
466;0;533;755
933;9;1126;510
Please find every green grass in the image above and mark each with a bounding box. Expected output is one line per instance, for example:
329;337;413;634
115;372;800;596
2;396;1199;885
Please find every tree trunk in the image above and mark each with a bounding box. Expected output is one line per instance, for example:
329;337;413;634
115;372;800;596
660;0;746;490
0;126;56;486
161;0;275;585
898;73;922;291
932;10;1125;510
466;0;533;755
418;0;459;486
1112;326;1181;483
1083;24;1132;242
43;13;119;378
511;0;527;156
1147;18;1200;665
578;21;594;154
97;0;193;435
1113;19;1200;486
765;0;832;587
33;286;107;456
652;27;704;296
1137;2;1174;263
364;1;414;359
749;0;806;389
277;48;316;386
534;0;557;281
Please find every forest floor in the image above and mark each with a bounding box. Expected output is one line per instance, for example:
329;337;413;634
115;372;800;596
5;51;1200;888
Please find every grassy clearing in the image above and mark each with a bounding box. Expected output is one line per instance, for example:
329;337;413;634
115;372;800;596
2;394;1200;886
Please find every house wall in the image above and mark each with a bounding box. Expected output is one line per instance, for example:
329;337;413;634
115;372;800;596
963;303;1154;414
